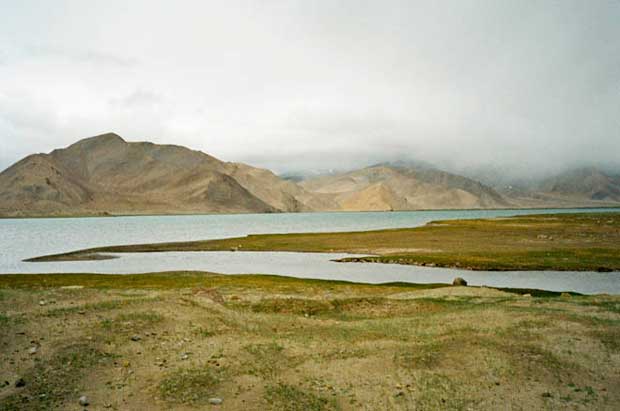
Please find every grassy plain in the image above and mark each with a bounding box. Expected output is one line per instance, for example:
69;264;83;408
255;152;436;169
27;213;620;271
0;272;619;410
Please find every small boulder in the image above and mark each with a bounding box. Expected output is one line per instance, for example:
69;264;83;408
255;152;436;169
452;277;467;286
79;395;89;406
15;377;26;388
130;335;141;342
208;398;223;405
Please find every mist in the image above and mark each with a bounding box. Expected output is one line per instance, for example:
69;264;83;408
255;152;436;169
1;0;619;181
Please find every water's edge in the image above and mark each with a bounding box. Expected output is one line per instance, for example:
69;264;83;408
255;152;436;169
2;208;619;294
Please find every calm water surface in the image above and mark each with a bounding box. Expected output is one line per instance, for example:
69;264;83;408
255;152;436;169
1;208;619;294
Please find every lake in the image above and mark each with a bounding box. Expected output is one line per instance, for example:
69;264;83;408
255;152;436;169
1;208;619;294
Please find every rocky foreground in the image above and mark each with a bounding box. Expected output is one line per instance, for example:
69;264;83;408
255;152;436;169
1;272;619;410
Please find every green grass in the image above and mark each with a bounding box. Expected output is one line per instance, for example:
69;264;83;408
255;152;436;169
243;342;287;379
159;366;224;404
342;247;620;271
264;383;339;411
100;310;164;334
0;312;9;328
42;297;158;317
25;212;620;271
0;272;448;296
413;372;481;410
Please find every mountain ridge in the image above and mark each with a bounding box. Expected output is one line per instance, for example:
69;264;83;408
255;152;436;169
1;133;619;217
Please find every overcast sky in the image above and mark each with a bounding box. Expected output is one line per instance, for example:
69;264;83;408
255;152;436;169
1;0;619;178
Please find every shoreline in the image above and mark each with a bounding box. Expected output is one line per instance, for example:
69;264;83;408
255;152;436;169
0;271;582;297
23;212;620;273
2;205;620;220
0;270;593;297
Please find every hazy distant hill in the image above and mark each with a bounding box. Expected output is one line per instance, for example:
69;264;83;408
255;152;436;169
0;133;320;217
538;167;620;201
300;164;511;211
490;167;620;208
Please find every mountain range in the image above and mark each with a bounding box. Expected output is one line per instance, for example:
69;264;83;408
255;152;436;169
1;133;619;217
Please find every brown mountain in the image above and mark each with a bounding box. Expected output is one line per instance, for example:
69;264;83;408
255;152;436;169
538;167;620;202
8;133;615;217
0;133;319;217
300;164;510;211
500;167;620;207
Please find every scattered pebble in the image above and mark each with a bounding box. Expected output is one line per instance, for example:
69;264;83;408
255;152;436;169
208;397;223;405
79;395;89;406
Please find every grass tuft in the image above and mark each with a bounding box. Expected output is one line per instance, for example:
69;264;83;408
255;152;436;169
264;383;339;411
159;366;223;404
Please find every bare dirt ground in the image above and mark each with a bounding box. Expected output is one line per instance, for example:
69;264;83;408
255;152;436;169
1;273;619;410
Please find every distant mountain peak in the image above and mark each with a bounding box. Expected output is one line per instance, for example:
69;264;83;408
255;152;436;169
0;133;312;216
370;159;437;171
81;132;125;143
65;132;126;151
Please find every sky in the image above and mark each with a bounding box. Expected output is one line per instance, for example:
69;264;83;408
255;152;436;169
1;0;619;179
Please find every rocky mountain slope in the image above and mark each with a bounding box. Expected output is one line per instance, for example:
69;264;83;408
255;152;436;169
2;134;618;217
497;167;620;208
0;133;318;216
300;164;510;211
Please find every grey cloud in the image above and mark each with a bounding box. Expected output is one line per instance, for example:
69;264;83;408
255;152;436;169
0;0;619;180
23;44;136;67
109;90;164;109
